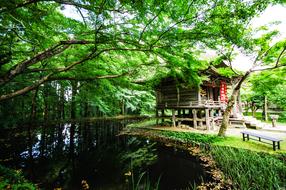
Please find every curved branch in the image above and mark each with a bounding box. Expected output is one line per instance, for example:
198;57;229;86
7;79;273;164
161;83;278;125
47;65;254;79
0;40;94;86
0;44;69;86
0;46;151;101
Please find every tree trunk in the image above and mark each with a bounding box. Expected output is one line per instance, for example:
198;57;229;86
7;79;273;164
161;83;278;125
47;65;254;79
218;72;250;136
70;81;77;119
218;90;238;136
30;87;39;121
251;104;256;117
43;84;49;121
59;84;65;120
121;100;125;115
237;90;243;115
264;95;268;121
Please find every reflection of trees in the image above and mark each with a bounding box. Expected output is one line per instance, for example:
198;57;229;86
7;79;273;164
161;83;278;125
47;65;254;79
120;137;158;173
0;120;140;189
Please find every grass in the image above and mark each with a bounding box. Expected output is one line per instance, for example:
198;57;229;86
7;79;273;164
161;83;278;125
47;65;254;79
159;130;222;144
211;146;286;190
127;119;286;153
213;136;286;154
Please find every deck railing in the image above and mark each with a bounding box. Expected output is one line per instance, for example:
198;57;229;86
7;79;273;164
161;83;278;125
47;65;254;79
157;100;226;108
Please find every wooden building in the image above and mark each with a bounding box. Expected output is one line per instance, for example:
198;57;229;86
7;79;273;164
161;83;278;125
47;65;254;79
155;65;241;130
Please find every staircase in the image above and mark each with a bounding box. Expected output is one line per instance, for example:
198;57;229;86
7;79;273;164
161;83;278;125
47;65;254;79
244;116;265;129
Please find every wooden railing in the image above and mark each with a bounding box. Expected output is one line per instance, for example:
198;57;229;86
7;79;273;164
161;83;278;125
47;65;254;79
157;100;226;108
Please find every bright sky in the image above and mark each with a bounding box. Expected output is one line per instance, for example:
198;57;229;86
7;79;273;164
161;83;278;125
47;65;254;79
61;4;286;71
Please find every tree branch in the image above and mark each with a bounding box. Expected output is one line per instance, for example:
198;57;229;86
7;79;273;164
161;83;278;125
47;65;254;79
251;45;286;72
0;44;68;86
0;46;151;101
0;40;95;86
138;9;162;43
48;72;131;81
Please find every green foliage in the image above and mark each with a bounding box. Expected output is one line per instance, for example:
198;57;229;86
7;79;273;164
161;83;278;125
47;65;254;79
0;0;285;125
211;146;286;190
0;165;36;190
241;68;286;118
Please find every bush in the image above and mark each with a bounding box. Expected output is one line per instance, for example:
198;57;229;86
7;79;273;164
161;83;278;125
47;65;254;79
0;165;36;190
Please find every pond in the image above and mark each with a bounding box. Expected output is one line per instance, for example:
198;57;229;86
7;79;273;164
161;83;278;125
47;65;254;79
0;119;210;189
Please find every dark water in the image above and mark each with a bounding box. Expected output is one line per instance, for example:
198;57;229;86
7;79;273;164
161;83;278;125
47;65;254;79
0;120;209;189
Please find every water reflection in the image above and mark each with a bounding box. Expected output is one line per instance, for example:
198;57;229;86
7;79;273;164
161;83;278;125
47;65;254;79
0;120;209;190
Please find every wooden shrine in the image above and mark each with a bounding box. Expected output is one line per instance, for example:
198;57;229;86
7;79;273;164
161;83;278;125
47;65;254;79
155;65;242;130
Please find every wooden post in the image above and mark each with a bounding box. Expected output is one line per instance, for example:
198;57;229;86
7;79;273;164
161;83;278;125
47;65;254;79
192;109;197;129
205;108;210;131
218;109;222;116
162;109;165;123
172;109;176;127
156;109;159;125
198;110;203;128
198;88;201;104
182;109;186;116
210;109;215;130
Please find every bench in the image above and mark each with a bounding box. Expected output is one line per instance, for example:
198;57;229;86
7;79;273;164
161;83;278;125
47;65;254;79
241;131;283;151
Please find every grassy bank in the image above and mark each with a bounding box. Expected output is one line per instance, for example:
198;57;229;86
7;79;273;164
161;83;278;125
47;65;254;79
128;119;286;153
124;121;286;190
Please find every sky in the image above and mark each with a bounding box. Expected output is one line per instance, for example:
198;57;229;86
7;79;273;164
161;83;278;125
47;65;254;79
232;5;286;71
61;4;286;71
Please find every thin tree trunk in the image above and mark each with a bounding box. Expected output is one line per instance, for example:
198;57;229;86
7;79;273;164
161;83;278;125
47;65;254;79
70;81;77;119
59;84;65;120
251;104;256;117
264;95;268;121
43;84;49;121
121;100;125;115
218;72;250;136
30;87;39;121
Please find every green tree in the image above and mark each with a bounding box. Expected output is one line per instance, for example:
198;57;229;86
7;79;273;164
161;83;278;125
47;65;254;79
218;34;286;136
0;0;284;124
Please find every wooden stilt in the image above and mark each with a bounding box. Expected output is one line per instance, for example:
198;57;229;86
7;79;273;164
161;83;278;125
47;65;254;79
172;109;176;127
192;109;197;129
205;108;210;131
210;109;215;130
198;110;203;128
156;109;159;125
161;109;165;123
218;109;222;116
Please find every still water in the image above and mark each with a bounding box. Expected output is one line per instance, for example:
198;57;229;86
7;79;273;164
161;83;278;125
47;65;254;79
0;120;209;189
